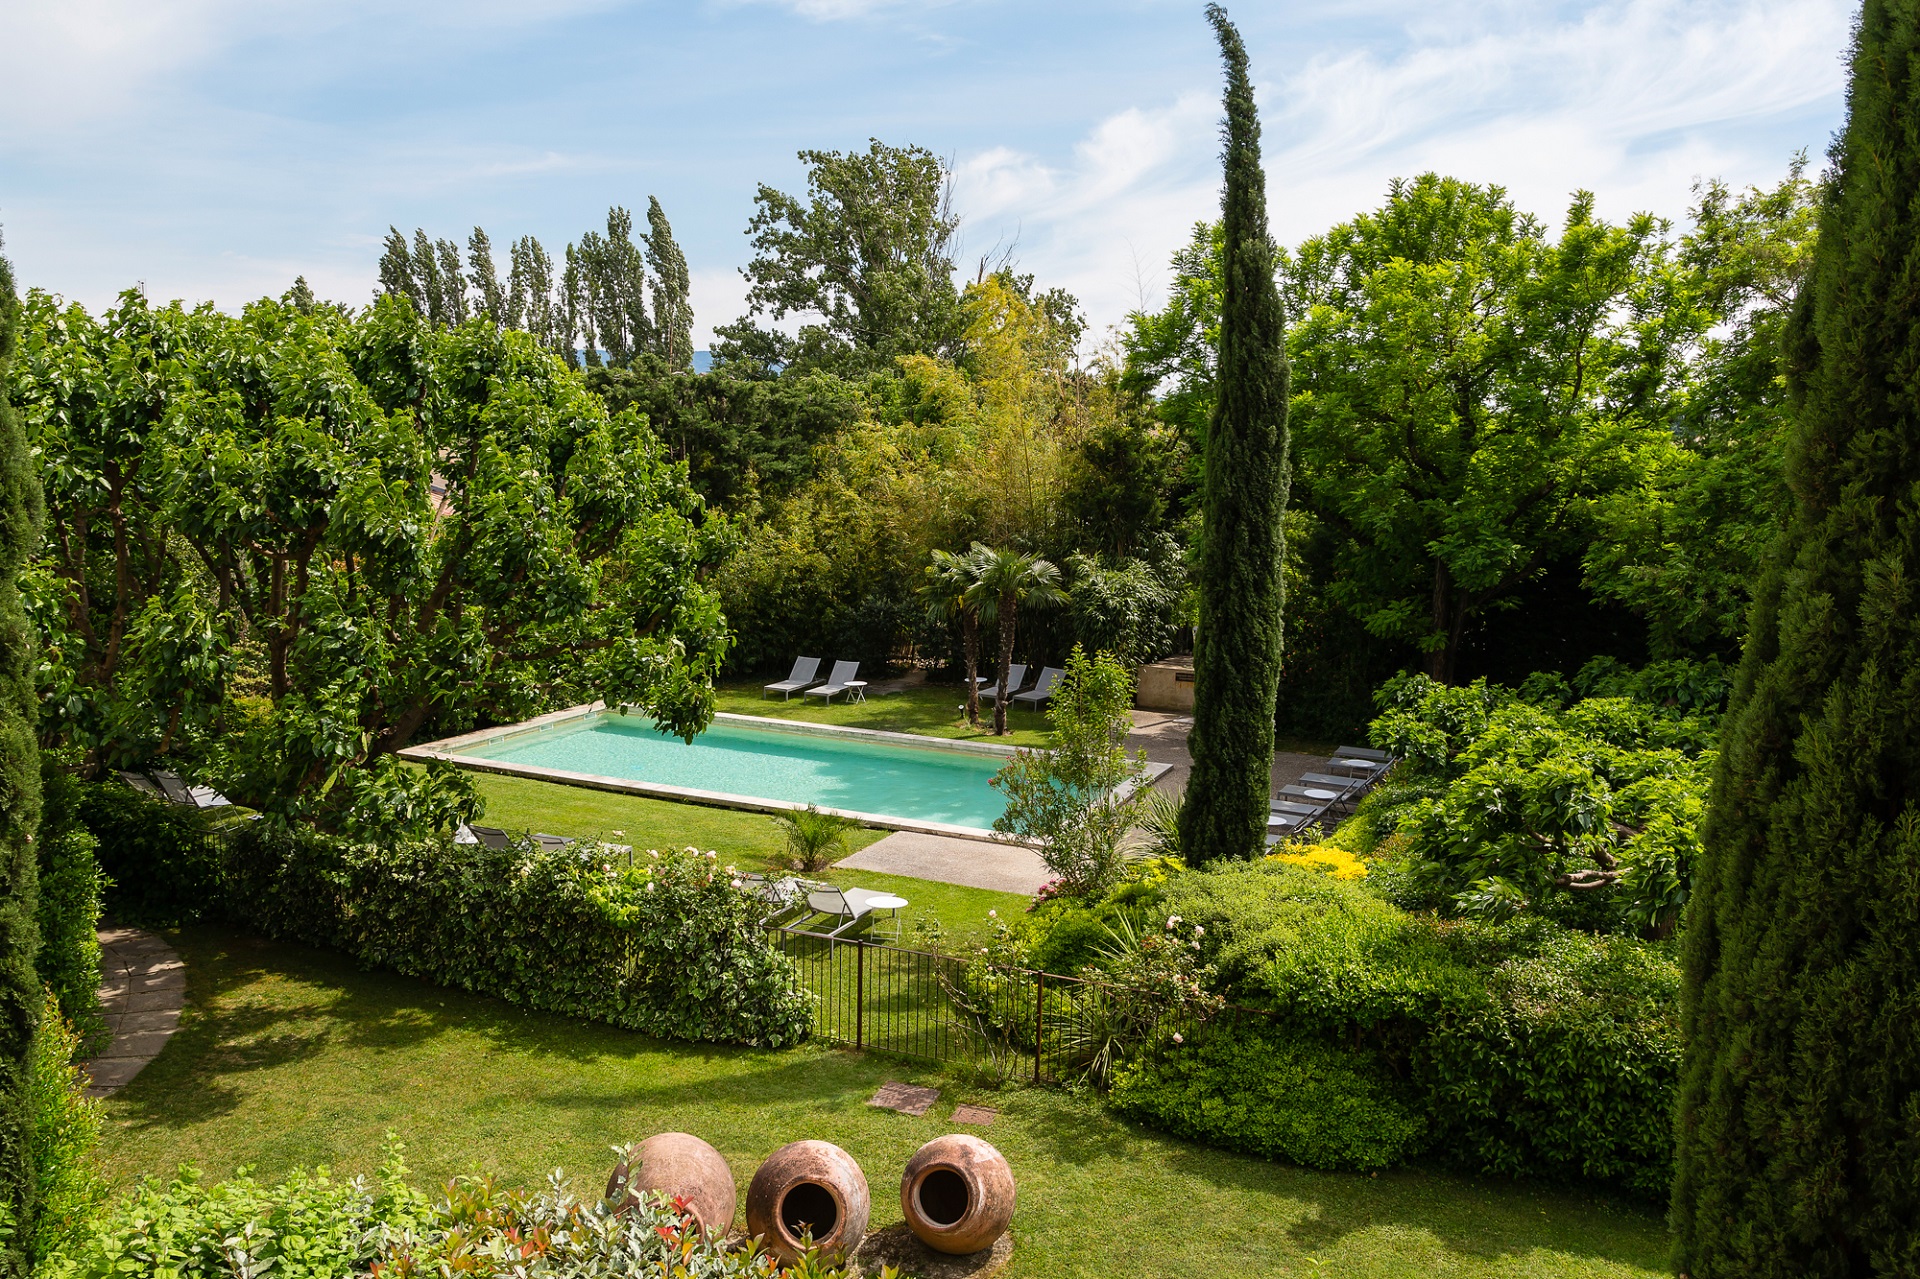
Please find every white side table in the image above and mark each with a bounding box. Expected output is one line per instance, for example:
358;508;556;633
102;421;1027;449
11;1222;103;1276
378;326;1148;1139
844;680;868;703
864;892;907;940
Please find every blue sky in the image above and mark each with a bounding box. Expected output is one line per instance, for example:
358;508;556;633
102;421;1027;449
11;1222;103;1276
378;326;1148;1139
0;0;1851;348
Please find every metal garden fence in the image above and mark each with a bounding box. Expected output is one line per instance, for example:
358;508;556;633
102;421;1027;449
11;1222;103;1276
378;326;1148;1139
769;925;1204;1085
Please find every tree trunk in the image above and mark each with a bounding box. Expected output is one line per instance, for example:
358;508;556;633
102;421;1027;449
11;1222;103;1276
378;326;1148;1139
962;608;982;727
1426;559;1453;683
993;595;1017;736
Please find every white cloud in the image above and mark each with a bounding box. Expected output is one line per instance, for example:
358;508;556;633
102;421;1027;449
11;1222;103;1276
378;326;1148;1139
953;0;1850;345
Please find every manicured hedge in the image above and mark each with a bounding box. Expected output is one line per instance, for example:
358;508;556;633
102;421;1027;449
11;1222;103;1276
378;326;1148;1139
33;765;106;1051
73;784;811;1049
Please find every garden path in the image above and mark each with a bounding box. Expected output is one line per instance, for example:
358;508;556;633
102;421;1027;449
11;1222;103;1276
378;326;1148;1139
82;927;185;1097
837;830;1051;893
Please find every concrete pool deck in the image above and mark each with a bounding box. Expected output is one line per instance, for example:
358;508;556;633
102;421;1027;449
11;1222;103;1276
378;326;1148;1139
837;830;1053;894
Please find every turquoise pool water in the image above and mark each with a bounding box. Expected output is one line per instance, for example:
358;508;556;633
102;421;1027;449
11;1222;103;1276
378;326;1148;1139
459;713;1010;829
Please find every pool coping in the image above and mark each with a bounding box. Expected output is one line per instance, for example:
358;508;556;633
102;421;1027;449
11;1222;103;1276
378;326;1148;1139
400;702;1172;843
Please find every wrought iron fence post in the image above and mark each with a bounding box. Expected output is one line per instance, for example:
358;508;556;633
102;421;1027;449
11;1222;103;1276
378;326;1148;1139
856;938;865;1050
1032;971;1045;1084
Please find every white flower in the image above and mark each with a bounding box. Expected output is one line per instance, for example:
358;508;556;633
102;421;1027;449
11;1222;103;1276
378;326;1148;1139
645;881;655;892
1172;1032;1184;1044
1191;940;1201;951
988;909;997;918
979;948;989;955
706;850;718;859
611;830;625;838
1193;925;1204;937
1166;915;1182;930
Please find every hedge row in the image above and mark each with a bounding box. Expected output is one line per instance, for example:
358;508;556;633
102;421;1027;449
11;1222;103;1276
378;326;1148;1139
80;786;811;1049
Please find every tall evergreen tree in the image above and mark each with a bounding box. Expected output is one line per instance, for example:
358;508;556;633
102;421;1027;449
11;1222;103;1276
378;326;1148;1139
377;226;421;312
1177;6;1290;866
1672;3;1920;1273
0;237;46;1275
644;196;695;371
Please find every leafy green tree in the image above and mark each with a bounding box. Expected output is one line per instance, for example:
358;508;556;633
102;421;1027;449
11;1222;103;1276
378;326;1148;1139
0;238;45;1278
1583;161;1820;657
1285;176;1675;684
1121;219;1223;463
922;545;988;726
15;292;731;832
967;546;1064;735
1179;6;1291;867
715;139;963;375
573;205;653;367
992;646;1146;896
1672;4;1920;1271
644;197;695;372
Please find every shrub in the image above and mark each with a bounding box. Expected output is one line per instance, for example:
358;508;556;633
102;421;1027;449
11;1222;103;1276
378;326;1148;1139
34;764;106;1051
47;1154;880;1279
23;995;106;1269
44;1147;428;1279
775;806;856;873
1265;842;1367;880
75;784;222;929
222;828;812;1049
1109;1015;1426;1172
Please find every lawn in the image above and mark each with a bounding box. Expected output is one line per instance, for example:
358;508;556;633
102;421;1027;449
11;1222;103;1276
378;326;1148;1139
716;679;1056;750
464;769;1024;949
102;930;1672;1279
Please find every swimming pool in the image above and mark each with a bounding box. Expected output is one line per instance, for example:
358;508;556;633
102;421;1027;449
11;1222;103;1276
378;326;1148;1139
404;705;1023;836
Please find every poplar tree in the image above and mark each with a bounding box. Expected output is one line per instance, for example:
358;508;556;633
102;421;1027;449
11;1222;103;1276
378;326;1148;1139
0;238;46;1275
1177;5;1290;866
645;196;695;371
1672;2;1920;1272
468;227;506;323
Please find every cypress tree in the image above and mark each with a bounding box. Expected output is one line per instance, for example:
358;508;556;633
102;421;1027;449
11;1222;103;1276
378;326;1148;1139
0;237;46;1272
1672;3;1920;1272
1178;5;1290;866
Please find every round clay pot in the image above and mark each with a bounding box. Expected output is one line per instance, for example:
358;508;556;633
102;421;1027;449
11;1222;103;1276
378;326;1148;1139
606;1133;737;1238
745;1139;871;1261
900;1134;1015;1255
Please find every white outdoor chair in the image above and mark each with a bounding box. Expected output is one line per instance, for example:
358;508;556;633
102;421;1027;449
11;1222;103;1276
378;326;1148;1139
1011;666;1066;712
803;660;861;704
976;664;1028;705
764;656;824;700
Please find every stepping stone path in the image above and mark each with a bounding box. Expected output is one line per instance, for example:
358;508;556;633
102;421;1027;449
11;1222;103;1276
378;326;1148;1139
81;927;185;1097
951;1104;997;1126
868;1081;941;1116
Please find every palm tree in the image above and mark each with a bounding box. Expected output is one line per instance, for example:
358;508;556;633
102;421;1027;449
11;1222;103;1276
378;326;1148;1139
921;546;989;726
966;545;1065;735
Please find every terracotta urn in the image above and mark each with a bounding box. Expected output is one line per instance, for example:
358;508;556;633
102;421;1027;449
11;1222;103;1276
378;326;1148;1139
900;1134;1016;1255
744;1139;871;1261
606;1132;737;1238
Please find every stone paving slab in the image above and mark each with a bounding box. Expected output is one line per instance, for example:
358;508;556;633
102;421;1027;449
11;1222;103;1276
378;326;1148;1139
869;1082;941;1116
952;1104;997;1126
838;831;1051;894
81;927;185;1097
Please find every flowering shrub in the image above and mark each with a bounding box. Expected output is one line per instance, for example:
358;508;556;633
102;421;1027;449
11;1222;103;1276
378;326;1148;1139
220;826;812;1047
1264;842;1368;880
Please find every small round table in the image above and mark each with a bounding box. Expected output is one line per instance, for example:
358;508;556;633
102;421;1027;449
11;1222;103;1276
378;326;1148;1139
843;680;868;703
864;892;907;940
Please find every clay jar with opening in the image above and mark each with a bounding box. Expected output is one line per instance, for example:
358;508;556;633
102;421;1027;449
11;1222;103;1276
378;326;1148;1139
606;1133;736;1239
744;1140;870;1261
900;1134;1015;1255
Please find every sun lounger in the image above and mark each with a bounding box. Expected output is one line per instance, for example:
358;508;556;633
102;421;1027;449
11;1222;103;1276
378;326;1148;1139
803;660;861;704
1299;770;1371;800
803;884;891;938
1278;782;1342;804
1327;746;1394;779
150;769;233;809
531;833;575;851
117;771;168;801
976;665;1028;705
1011;666;1066;711
742;873;819;921
764;656;824;700
467;825;513;849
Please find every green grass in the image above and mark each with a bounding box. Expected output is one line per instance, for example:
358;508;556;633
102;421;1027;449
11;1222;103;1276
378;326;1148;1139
103;930;1670;1279
717;680;1055;749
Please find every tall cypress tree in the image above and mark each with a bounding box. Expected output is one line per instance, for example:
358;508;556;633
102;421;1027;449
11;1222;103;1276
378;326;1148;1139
0;238;46;1273
1178;5;1290;866
1672;3;1920;1272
